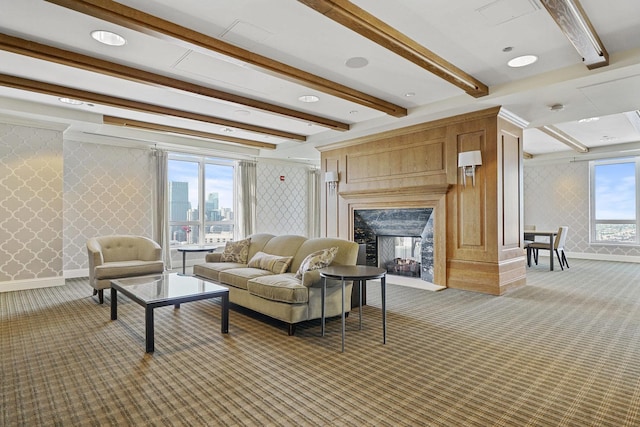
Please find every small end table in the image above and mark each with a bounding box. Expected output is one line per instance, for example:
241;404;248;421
319;265;387;352
176;245;221;275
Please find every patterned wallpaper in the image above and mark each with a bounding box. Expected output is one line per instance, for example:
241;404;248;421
0;123;63;283
256;162;309;236
524;160;640;259
63;140;154;273
2;120;315;288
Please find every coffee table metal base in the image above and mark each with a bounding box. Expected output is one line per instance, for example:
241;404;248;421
110;276;229;353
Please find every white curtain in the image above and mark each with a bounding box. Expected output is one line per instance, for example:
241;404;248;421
307;168;321;238
152;149;171;270
237;160;257;238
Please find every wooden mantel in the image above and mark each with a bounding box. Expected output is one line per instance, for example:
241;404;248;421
318;107;526;295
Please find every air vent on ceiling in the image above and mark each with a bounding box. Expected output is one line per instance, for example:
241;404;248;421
477;0;540;26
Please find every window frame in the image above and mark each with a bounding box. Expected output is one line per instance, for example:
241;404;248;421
168;153;236;247
589;157;640;245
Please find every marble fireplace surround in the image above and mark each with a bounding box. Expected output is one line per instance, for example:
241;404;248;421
354;208;434;282
342;186;449;287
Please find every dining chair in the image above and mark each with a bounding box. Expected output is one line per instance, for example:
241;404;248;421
523;225;535;267
529;226;569;270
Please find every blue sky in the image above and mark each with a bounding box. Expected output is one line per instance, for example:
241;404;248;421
595;162;636;220
168;160;234;210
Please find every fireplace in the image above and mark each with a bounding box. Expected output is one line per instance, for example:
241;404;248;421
354;208;434;283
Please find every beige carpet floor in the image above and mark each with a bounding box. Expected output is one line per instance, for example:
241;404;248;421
2;259;640;426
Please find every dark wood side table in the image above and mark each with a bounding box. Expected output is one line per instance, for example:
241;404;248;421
319;265;387;352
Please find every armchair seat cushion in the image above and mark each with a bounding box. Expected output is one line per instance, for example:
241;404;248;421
94;260;165;280
248;274;309;304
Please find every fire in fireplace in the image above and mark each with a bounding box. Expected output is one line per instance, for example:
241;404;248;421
354;208;434;282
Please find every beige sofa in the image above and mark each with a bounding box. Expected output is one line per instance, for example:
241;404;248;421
87;235;165;304
193;234;359;335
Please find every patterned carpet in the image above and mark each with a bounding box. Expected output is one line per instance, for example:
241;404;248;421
2;259;640;426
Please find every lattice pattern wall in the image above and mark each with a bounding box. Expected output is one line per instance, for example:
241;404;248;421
524;161;640;257
0;123;63;282
63;140;154;271
256;162;308;236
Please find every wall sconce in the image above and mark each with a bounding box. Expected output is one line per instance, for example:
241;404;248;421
325;171;339;194
458;150;482;187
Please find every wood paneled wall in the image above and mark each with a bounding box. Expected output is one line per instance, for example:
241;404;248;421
318;107;526;295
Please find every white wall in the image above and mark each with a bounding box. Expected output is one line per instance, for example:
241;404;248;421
524;159;640;261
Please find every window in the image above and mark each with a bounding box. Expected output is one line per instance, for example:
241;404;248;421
168;154;235;247
590;158;639;244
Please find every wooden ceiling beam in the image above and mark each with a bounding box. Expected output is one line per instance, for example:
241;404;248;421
0;33;348;132
540;0;609;69
298;0;489;98
0;73;306;142
103;116;276;150
539;125;589;153
44;0;407;118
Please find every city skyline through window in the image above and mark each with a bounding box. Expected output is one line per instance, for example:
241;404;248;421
591;158;638;243
168;155;235;247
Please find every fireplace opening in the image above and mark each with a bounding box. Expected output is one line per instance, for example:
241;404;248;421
354;208;434;283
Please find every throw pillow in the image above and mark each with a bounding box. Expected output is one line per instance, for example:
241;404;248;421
248;251;294;274
295;247;339;279
220;238;251;263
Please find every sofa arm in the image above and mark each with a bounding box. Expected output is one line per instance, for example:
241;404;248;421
205;252;223;262
301;269;322;287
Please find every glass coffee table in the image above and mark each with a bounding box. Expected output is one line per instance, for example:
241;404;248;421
110;273;229;353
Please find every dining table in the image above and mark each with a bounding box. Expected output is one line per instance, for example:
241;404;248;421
524;230;558;271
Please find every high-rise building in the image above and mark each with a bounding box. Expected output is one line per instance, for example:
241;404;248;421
170;182;190;221
205;192;220;221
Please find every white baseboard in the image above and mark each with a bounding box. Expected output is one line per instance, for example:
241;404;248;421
64;268;89;279
537;252;640;264
0;276;65;293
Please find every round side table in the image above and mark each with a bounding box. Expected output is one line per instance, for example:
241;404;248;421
319;265;387;352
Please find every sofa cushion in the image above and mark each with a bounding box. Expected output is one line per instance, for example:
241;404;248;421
248;251;293;274
193;262;246;282
219;267;274;290
295;247;338;279
247;274;309;304
94;260;165;280
220;238;251;263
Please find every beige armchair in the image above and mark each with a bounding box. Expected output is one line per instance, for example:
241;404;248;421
87;235;165;303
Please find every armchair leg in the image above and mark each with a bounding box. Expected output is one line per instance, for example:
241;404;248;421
561;250;569;268
288;323;296;336
93;289;104;304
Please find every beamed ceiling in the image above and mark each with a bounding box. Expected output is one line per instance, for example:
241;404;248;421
0;0;639;162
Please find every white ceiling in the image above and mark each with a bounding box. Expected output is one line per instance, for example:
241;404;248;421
0;0;639;163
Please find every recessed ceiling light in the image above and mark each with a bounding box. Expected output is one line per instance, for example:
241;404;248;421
578;117;600;123
549;103;565;112
234;109;250;116
59;97;83;105
91;30;126;46
507;55;538;68
298;95;319;103
349;110;358;115
404;92;416;97
345;57;369;69
221;127;233;133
